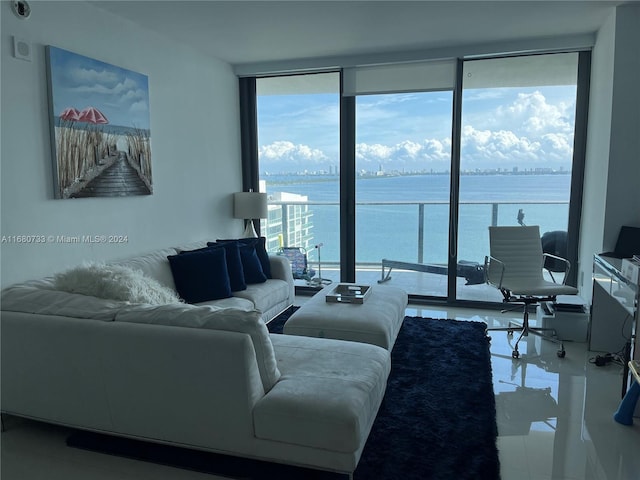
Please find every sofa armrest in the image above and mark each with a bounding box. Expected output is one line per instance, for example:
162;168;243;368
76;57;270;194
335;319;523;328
269;255;294;304
101;321;265;451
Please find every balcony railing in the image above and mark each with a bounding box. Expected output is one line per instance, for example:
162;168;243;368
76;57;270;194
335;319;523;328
263;199;569;299
264;199;569;267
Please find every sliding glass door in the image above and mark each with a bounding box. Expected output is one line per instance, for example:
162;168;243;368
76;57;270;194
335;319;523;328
457;53;581;302
354;91;453;297
256;73;341;286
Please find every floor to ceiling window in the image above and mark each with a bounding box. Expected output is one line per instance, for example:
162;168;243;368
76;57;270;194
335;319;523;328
256;72;341;285
354;91;453;297
245;50;587;303
457;53;581;302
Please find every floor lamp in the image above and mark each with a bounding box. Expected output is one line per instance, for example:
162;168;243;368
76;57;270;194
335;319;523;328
309;243;332;286
234;191;267;238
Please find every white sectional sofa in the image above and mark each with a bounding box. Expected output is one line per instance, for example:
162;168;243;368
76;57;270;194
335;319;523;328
0;242;392;476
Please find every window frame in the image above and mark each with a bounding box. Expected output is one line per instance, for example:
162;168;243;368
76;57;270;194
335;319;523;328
239;50;590;304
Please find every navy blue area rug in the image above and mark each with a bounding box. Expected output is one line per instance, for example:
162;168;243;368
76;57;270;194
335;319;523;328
67;309;500;480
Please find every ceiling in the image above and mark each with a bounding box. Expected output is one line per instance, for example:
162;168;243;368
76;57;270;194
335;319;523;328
92;1;622;67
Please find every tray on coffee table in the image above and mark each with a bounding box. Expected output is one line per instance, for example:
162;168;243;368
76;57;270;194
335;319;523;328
325;284;371;304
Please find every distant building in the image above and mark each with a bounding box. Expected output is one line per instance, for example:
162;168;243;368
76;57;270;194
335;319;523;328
260;188;314;253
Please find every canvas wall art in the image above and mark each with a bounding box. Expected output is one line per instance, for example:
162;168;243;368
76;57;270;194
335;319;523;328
46;46;152;199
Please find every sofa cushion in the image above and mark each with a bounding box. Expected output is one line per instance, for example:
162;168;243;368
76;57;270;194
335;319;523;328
53;263;181;305
115;304;281;392
112;248;178;291
196;296;255;311
215;237;272;279
232;279;291;314
255;334;390;453
168;248;232;303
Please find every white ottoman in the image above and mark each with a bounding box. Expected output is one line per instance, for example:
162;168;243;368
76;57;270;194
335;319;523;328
283;283;408;350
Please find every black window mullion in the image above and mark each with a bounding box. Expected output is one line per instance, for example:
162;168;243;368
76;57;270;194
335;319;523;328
447;59;464;302
238;77;261;234
340;85;356;283
566;50;591;287
239;77;259;192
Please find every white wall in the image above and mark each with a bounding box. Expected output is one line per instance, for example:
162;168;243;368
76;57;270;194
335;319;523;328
578;10;615;296
0;1;243;287
604;4;640;245
578;3;640;301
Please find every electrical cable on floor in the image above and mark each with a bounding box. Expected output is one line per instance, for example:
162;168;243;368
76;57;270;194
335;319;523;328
589;343;629;367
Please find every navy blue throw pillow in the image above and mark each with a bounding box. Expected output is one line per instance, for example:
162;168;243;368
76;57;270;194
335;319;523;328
238;243;267;284
168;248;232;303
191;243;246;292
217;237;272;279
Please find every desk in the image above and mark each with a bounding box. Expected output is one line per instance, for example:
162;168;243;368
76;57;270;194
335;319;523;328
591;255;639;400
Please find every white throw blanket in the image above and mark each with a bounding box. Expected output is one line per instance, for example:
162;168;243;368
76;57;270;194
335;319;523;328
53;263;181;305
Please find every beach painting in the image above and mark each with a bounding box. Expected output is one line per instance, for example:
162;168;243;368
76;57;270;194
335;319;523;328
46;46;152;199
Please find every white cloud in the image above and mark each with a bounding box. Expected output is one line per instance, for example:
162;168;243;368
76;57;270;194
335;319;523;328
462;126;541;161
128;100;149;115
259;91;575;172
71;77;142;100
356;138;451;170
356;143;395;160
260;141;329;165
69;67;120;86
495;91;574;135
460;125;572;168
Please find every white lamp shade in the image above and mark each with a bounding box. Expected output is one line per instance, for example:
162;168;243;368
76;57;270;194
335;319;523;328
233;192;268;220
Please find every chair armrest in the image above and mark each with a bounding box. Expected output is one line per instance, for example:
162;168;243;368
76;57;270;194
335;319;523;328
484;255;505;289
542;253;571;284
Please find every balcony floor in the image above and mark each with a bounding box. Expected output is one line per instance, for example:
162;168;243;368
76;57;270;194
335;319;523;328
295;264;504;302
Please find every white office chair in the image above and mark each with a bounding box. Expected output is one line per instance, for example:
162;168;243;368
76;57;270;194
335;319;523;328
484;226;578;359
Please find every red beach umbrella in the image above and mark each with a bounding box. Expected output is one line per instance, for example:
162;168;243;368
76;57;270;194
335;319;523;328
59;107;81;121
78;106;109;124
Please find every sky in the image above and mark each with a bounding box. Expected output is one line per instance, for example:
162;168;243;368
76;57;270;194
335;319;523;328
257;84;577;174
48;46;150;130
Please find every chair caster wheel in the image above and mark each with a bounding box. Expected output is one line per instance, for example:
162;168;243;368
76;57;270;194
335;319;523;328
512;350;520;359
557;350;566;358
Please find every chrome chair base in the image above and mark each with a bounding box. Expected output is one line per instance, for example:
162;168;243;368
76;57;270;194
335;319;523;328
487;300;566;359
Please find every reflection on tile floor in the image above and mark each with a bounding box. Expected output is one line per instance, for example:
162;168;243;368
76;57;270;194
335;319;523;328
1;304;638;480
408;305;640;480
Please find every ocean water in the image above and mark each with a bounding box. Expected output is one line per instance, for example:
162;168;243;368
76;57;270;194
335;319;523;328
264;174;571;265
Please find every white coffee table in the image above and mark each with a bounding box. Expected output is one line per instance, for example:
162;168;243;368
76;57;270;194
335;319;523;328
283;283;408;350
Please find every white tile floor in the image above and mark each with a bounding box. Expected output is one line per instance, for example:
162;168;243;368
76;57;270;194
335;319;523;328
1;303;639;480
407;304;640;480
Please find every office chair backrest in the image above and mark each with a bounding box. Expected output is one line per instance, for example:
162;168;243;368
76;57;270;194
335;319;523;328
488;226;544;285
